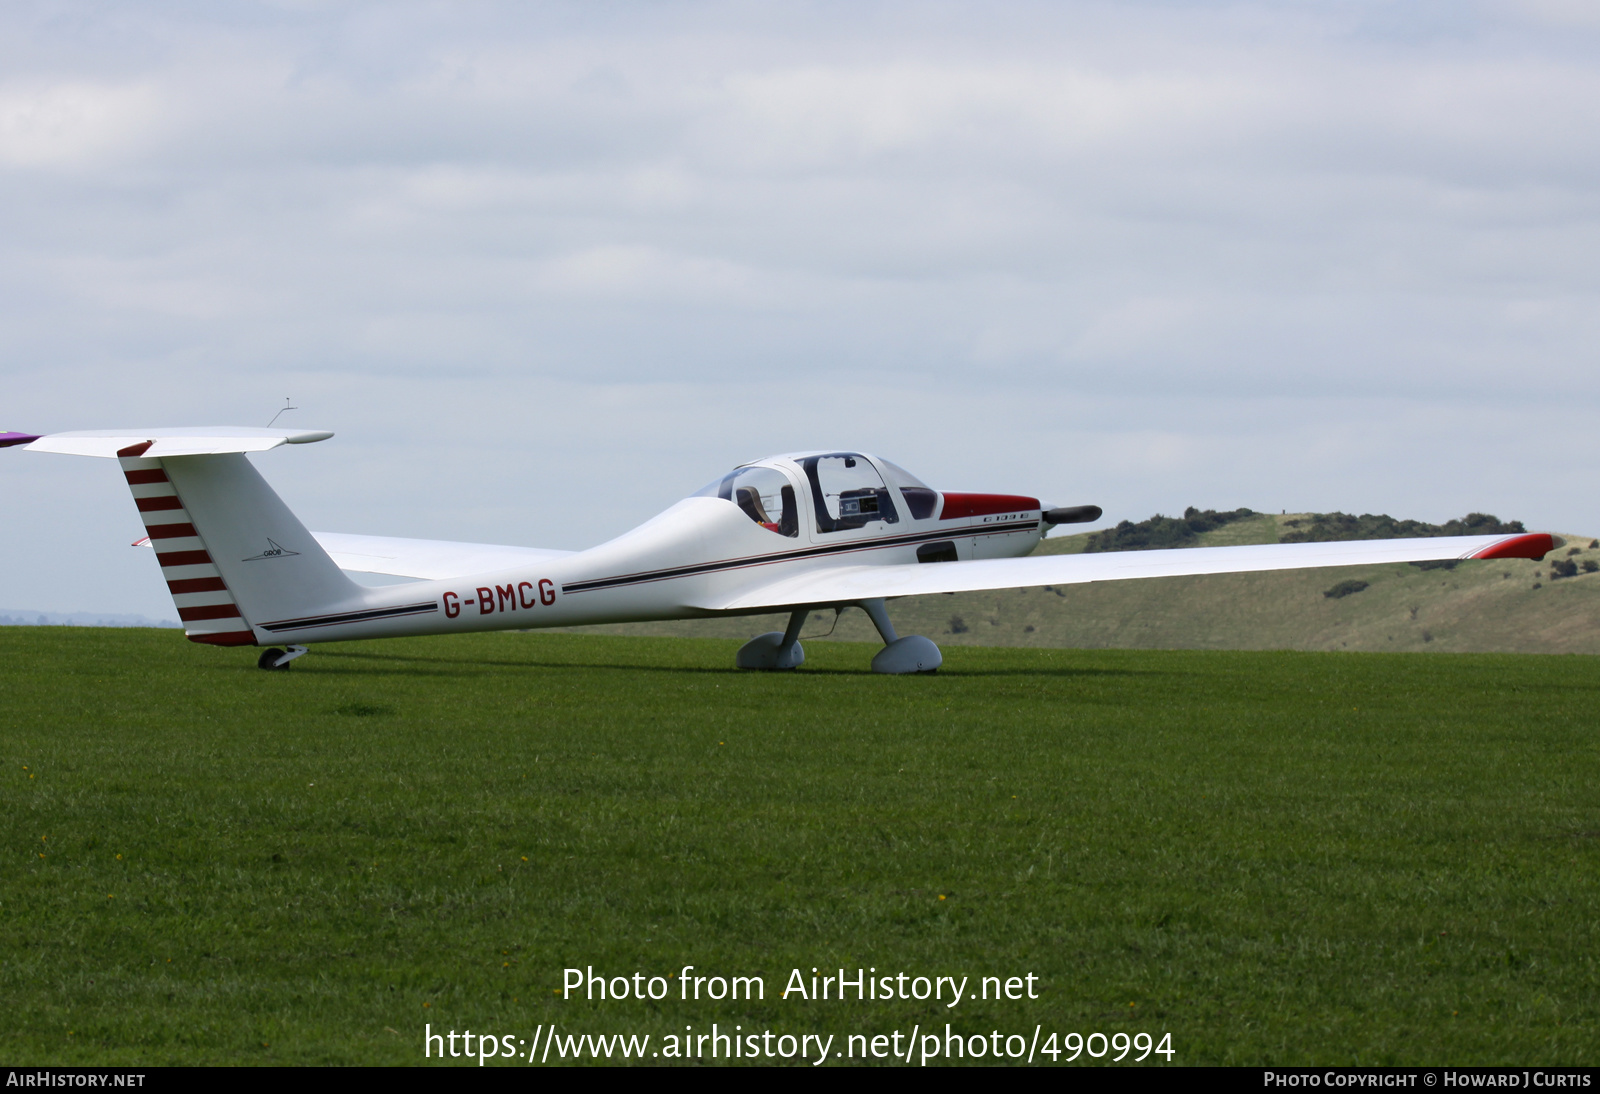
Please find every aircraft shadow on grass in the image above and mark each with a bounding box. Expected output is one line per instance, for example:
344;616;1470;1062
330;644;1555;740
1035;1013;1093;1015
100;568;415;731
293;648;1152;680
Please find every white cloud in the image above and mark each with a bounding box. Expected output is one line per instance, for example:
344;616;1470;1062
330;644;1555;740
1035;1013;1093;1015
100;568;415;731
2;1;1597;618
0;80;163;167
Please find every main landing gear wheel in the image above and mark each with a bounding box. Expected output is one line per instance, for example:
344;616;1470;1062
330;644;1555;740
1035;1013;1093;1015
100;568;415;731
735;607;809;670
870;635;942;674
861;598;942;675
735;632;806;670
256;645;308;671
735;602;943;674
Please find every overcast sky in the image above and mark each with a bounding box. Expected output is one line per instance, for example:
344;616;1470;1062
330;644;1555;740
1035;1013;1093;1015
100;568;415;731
3;0;1598;620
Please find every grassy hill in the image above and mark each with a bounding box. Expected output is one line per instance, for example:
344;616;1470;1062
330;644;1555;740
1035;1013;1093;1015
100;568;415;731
551;512;1600;655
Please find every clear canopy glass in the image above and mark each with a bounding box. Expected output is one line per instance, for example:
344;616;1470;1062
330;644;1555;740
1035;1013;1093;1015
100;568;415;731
798;453;900;533
695;453;939;535
692;464;799;536
878;459;938;520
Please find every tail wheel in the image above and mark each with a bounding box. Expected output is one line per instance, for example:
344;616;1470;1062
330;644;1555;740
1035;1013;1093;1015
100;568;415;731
257;648;289;671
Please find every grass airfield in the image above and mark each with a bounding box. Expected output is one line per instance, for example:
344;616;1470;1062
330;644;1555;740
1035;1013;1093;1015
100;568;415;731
3;627;1598;1066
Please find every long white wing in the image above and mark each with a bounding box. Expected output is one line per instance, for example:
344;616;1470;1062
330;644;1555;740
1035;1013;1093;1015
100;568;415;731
311;532;574;581
701;533;1554;612
25;426;334;457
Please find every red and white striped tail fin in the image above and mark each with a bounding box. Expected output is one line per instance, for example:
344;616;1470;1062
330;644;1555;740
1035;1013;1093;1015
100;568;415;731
119;453;255;646
13;427;359;645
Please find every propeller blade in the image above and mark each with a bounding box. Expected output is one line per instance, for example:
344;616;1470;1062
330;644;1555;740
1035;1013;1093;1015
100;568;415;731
1042;505;1103;525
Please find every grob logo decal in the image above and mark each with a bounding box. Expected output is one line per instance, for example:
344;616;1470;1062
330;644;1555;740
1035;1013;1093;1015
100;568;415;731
243;538;301;562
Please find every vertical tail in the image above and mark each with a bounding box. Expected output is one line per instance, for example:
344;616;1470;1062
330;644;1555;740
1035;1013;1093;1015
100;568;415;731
120;450;359;645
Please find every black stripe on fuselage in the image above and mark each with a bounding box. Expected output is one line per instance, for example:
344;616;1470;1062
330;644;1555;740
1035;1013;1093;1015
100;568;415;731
562;519;1041;595
259;601;440;633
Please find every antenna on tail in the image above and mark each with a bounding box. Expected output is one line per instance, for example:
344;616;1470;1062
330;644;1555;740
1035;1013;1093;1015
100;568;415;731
266;398;297;428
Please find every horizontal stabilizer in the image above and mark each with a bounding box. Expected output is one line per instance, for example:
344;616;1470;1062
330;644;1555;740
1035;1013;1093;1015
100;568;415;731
702;533;1555;612
23;426;333;459
313;531;575;581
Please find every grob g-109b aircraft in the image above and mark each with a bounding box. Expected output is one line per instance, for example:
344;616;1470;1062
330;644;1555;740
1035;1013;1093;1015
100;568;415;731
2;426;1554;673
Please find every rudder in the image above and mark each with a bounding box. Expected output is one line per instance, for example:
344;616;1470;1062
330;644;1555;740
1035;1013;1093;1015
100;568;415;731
121;450;359;645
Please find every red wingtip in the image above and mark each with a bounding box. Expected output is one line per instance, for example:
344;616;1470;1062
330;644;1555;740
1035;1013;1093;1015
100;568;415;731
1468;533;1555;561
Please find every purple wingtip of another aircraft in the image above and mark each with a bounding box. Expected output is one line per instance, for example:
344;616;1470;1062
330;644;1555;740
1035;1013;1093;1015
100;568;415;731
0;431;42;448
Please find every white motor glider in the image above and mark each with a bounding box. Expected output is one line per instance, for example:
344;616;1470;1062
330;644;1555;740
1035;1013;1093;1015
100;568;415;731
2;427;1554;673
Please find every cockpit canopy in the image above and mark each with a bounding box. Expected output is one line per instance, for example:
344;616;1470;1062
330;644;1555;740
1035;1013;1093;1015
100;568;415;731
694;453;938;537
696;464;799;537
877;458;938;520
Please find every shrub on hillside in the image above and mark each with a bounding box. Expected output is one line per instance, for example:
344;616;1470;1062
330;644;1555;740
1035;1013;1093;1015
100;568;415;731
1282;511;1524;544
1324;580;1370;599
1551;559;1579;580
1084;507;1256;553
1584;560;1599;574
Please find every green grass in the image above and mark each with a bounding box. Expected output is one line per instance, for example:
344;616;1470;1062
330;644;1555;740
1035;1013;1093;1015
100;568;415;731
3;627;1598;1065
